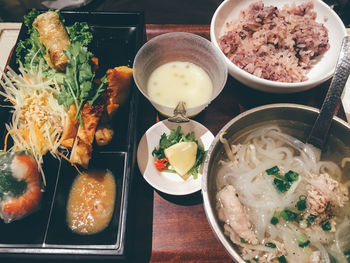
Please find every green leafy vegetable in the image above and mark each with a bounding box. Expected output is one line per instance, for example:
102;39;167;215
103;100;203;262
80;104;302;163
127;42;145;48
297;234;310;248
66;22;93;46
57;42;106;125
152;126;207;179
16;9;93;87
265;242;276;248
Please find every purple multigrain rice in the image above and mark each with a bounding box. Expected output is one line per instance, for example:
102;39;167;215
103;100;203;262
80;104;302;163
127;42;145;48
219;1;329;83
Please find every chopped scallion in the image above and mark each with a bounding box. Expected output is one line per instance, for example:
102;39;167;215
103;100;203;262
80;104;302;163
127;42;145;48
265;242;276;248
322;221;331;231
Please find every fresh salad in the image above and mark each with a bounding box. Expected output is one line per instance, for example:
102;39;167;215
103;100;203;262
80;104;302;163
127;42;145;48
152;126;207;180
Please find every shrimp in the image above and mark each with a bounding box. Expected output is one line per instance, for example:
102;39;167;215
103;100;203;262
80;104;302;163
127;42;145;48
0;153;42;222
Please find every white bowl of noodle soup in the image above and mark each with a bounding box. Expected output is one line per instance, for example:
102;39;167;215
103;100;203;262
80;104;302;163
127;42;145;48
202;104;350;263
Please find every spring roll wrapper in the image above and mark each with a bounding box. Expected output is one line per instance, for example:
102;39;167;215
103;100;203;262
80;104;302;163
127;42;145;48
33;11;71;71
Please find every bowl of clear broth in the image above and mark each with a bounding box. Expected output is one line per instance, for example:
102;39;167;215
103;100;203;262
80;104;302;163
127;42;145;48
133;32;227;117
202;103;350;262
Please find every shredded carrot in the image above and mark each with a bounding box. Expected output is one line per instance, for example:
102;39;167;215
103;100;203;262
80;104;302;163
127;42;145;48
3;98;16;105
156;113;159;123
24;76;32;84
56;151;83;176
34;122;49;150
4;129;28;152
154;158;169;171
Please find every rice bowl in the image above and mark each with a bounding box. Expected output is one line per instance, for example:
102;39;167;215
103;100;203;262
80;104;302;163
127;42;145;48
210;0;347;93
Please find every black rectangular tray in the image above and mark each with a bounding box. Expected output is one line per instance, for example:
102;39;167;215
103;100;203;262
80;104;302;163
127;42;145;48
0;10;144;260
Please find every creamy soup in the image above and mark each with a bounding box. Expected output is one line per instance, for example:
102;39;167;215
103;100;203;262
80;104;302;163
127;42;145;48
147;61;213;108
66;170;116;235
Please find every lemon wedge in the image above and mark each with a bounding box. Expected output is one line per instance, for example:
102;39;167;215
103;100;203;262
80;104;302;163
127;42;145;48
164;141;197;179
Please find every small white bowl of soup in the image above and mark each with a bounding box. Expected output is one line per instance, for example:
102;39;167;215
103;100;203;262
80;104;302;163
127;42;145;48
133;32;228;117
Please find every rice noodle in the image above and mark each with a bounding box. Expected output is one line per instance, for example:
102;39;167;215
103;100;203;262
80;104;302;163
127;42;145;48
216;125;350;262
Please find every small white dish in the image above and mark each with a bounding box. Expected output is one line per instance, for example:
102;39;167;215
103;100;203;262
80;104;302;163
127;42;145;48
137;120;214;195
210;0;347;93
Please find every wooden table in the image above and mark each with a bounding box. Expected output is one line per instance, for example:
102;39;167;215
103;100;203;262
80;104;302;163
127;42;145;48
128;24;341;263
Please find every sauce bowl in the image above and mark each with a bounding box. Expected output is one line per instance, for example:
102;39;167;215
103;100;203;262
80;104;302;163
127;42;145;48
133;32;227;117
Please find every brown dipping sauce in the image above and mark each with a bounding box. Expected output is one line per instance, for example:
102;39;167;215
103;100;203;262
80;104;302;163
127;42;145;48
66;170;116;235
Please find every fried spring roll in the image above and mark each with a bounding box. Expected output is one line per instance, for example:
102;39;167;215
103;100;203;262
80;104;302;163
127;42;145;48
70;104;104;168
33;11;71;71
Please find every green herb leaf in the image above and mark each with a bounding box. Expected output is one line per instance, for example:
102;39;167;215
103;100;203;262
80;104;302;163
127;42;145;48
66;22;93;46
152;126;207;179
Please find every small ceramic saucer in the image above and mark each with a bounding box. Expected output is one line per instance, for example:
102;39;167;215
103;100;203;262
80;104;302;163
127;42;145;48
137;120;214;195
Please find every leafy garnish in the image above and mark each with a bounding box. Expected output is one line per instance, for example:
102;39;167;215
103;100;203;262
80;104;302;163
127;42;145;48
280;210;299;222
306;214;317;226
152;126;207;179
16;9;93;86
321;221;331;231
270;216;279;225
297;234;310;248
296;195;307;211
265;242;276;248
266;166;299;193
277;255;287;263
66;22;93;46
57;42;107;126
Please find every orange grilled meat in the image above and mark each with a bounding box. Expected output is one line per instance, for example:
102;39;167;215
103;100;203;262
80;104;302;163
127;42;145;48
94;66;133;146
70;104;104;168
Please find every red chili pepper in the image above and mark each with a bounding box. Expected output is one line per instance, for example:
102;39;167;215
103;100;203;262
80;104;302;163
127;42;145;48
154;158;169;171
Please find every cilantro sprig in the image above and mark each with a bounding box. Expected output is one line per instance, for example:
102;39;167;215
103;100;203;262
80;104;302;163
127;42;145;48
152;126;207;179
57;42;107;126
